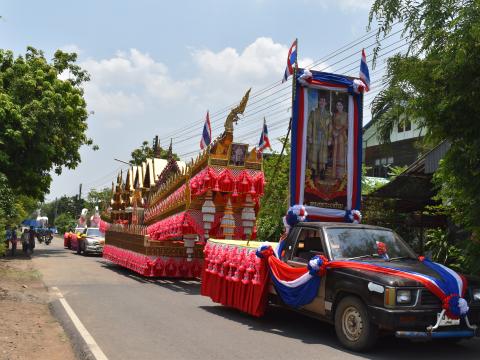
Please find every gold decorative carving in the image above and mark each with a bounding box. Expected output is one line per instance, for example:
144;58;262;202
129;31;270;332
224;89;251;133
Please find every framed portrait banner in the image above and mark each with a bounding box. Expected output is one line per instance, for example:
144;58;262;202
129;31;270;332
229;143;248;167
290;69;363;222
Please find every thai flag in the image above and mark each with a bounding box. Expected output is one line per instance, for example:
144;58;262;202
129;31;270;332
200;111;212;150
257;118;271;153
359;48;371;91
282;39;297;83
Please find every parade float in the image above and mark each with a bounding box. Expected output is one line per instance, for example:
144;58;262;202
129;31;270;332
200;62;366;316
101;89;266;278
199;45;479;351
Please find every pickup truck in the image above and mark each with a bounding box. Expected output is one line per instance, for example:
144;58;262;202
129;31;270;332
271;222;480;351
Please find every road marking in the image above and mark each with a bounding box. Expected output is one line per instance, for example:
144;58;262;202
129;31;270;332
51;286;109;360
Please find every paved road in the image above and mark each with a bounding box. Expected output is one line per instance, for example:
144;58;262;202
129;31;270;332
31;238;480;360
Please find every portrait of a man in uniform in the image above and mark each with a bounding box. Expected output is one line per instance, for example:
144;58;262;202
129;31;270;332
306;90;332;182
229;143;248;166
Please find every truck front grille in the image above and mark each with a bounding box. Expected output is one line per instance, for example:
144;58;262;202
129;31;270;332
420;290;442;307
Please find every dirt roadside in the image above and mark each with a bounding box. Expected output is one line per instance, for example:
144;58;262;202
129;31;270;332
0;254;76;360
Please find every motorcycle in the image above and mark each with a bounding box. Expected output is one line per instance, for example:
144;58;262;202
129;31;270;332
45;232;53;245
35;228;53;245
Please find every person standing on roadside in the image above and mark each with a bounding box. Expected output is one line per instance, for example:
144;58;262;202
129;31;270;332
4;226;12;256
28;226;36;253
9;227;17;256
21;228;30;254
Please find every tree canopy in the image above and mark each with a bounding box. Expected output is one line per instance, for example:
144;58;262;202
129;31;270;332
129;140;179;165
0;47;93;200
368;0;480;232
256;140;290;241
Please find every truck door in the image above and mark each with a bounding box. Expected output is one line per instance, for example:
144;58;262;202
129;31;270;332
287;227;325;266
287;226;328;315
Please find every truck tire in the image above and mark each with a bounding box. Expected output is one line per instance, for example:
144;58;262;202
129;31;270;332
334;295;378;352
76;241;82;255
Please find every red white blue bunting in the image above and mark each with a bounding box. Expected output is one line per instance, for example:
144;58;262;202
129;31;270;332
257;245;469;319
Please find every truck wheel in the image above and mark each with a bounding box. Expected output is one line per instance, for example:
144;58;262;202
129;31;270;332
334;296;378;352
76;242;82;255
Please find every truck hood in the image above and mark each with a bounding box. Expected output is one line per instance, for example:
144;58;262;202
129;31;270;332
332;259;448;287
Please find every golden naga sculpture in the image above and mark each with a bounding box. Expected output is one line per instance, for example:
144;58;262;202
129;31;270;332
224;88;251;133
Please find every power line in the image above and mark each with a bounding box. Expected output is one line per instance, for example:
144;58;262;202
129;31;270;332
172;40;408;157
78;24;406;188
159;22;403;142
162;34;407;146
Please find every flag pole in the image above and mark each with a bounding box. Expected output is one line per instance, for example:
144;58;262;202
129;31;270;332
291;38;298;113
287;38;297;209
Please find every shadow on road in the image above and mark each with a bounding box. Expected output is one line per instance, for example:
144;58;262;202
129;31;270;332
30;248;71;258
200;304;480;359
2;248;69;260
99;261;201;295
200;304;341;346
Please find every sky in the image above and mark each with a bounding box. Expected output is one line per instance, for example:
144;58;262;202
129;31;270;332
1;0;400;202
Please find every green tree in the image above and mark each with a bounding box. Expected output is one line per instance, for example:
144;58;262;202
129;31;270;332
86;187;112;213
0;47;94;200
256;141;290;241
368;1;480;234
54;213;76;234
0;173;15;255
130;141;154;165
129;140;179;165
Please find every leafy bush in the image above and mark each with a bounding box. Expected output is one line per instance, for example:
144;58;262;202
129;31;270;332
54;213;76;234
424;228;466;273
256;141;290;241
0;208;6;256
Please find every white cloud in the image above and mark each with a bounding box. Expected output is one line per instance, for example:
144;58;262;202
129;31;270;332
82;49;192;100
335;0;374;11
60;43;83;55
79;49;197;128
83;84;145;129
49;38;330;198
78;38;317;129
190;37;314;106
303;0;373;12
193;37;286;80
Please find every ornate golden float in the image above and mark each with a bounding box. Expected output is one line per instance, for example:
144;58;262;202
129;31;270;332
102;90;265;278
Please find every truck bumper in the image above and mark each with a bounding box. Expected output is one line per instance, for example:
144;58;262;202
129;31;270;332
368;305;480;339
395;329;476;339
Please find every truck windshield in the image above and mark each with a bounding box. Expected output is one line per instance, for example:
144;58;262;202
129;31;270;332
86;228;102;237
324;228;415;260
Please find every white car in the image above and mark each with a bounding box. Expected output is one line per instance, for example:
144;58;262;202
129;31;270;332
73;227;105;255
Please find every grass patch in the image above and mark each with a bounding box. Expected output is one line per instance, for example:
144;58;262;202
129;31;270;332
0;266;42;281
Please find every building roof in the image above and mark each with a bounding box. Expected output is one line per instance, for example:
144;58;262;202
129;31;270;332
367;140;449;206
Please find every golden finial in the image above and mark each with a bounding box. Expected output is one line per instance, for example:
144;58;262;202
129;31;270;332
224;88;251;133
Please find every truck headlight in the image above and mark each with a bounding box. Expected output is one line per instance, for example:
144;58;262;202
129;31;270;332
396;290;412;304
473;288;480;302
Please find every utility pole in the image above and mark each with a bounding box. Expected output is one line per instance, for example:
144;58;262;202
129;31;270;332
78;183;82;200
53;197;58;223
